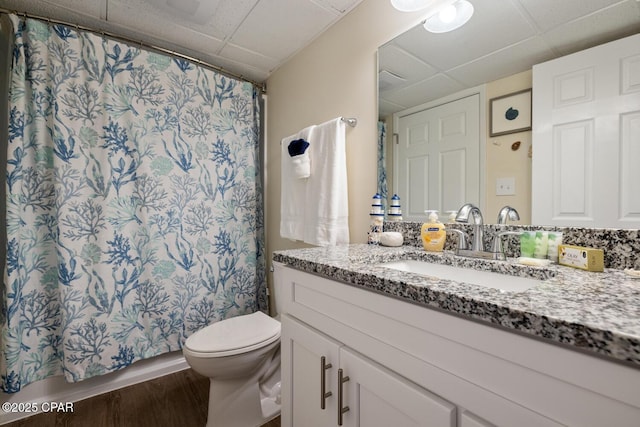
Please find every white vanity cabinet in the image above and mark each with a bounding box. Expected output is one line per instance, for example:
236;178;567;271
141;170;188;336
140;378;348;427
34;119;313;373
275;262;640;427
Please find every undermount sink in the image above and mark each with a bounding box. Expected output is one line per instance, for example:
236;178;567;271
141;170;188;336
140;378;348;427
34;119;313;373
378;260;541;292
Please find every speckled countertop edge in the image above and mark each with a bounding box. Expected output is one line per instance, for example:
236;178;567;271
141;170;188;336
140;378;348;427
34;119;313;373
273;244;640;367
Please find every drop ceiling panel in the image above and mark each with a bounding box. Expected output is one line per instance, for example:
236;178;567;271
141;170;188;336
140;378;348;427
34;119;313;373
108;0;227;54
108;0;225;43
200;0;261;39
517;0;628;32
220;42;280;73
230;0;339;61
391;0;536;72
207;55;270;83
541;1;640;56
138;0;224;28
313;0;359;12
382;74;465;109
136;0;261;39
378;44;438;88
447;37;555;87
36;0;106;19
2;0;106;22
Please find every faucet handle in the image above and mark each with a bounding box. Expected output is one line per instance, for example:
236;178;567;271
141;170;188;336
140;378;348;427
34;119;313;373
446;229;469;251
491;231;523;256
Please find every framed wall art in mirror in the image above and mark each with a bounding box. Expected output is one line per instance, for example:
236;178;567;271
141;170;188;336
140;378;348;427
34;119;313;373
489;89;532;137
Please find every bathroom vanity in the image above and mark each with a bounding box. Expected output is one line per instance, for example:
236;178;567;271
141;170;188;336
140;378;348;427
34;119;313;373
273;244;640;427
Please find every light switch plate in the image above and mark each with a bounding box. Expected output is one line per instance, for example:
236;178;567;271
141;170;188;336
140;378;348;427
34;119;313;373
496;177;515;196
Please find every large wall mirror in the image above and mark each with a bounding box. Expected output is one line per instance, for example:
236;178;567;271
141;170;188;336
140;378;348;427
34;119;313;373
378;0;640;225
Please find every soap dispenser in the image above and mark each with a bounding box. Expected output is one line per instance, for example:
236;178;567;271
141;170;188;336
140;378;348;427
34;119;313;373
421;210;446;252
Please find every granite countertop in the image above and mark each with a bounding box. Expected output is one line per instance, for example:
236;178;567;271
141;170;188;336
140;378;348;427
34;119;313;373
273;244;640;367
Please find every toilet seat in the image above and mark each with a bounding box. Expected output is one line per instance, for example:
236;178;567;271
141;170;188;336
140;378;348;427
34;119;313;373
184;311;281;358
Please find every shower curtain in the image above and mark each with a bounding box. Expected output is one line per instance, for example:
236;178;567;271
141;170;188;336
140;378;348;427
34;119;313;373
1;14;266;393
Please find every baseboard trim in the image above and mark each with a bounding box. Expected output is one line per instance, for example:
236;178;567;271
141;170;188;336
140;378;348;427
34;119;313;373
1;351;189;425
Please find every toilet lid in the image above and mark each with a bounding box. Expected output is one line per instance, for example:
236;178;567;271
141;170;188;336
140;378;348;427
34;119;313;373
184;311;281;356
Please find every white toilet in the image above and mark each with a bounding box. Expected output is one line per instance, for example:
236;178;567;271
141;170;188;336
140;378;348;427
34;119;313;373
183;309;282;427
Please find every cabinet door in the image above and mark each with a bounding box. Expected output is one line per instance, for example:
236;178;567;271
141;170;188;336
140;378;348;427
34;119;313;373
340;348;456;427
280;314;341;427
459;410;495;427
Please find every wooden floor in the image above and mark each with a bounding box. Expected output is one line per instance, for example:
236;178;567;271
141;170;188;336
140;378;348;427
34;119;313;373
7;369;281;427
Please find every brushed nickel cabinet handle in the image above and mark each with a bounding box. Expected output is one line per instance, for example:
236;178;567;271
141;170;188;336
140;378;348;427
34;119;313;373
337;368;350;426
320;356;333;410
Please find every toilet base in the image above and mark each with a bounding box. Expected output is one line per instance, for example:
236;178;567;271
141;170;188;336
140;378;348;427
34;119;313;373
205;349;281;427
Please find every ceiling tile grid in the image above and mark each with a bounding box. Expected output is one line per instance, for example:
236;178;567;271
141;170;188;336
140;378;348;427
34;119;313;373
1;0;364;83
379;0;640;115
1;0;638;94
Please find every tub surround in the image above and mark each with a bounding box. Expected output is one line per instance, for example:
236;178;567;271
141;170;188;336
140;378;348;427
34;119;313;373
272;244;640;367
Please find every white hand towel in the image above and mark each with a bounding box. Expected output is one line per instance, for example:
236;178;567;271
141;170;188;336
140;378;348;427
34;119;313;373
280;125;315;241
304;118;349;246
288;138;311;179
290;154;310;179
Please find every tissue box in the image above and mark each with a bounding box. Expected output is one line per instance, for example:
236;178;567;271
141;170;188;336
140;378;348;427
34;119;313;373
558;245;604;272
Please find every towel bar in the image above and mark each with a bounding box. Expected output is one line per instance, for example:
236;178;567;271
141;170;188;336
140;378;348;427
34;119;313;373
341;117;357;127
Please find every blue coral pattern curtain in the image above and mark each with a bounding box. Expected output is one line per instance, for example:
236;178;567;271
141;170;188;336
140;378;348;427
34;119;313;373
1;15;266;392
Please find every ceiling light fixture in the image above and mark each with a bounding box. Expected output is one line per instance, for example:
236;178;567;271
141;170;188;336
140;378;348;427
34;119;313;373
423;0;474;33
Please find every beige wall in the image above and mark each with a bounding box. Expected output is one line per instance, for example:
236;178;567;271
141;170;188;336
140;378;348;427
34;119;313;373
265;1;451;270
484;70;532;224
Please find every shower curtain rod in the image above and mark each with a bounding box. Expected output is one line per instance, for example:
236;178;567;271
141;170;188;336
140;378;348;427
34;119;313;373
0;8;266;93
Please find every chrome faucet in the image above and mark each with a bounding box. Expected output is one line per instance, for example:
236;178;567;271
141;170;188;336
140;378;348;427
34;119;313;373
455;203;484;251
452;203;517;261
497;206;520;225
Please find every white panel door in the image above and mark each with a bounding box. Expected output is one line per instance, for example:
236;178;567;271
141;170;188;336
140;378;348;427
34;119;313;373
396;94;480;220
532;33;640;228
340;348;456;427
